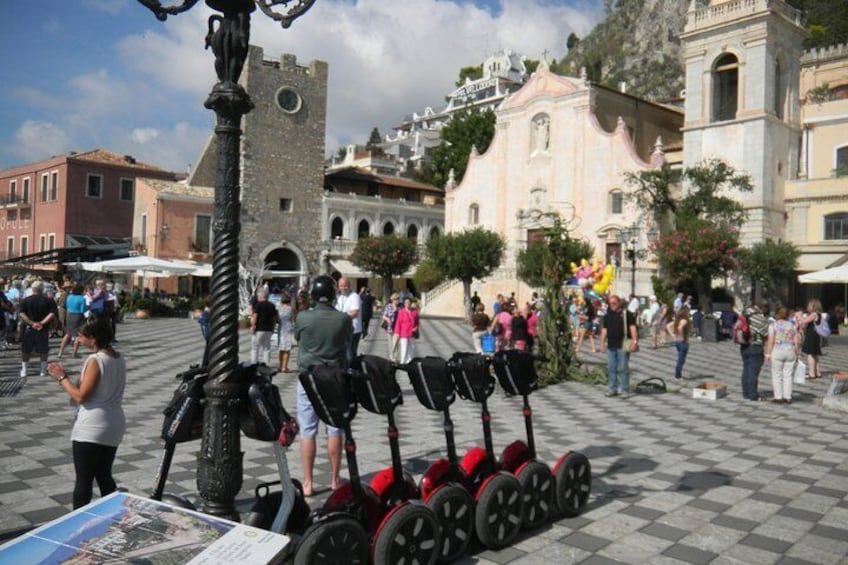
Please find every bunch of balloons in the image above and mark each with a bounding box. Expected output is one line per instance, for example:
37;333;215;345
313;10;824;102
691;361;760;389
569;258;615;301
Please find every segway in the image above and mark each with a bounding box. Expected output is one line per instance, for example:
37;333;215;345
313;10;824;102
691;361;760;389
491;350;591;521
239;364;311;537
351;355;442;565
151;365;207;510
403;356;475;562
447;352;524;550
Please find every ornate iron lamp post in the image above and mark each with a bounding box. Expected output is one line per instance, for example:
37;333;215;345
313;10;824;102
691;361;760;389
136;0;315;520
618;222;657;296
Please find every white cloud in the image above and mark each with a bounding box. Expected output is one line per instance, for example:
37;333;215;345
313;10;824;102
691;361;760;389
12;121;73;162
119;0;602;157
130;128;161;144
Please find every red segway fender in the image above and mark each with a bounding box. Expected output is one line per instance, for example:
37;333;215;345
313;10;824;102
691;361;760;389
459;447;495;488
369;467;419;508
323;481;384;534
500;440;531;474
421;458;472;500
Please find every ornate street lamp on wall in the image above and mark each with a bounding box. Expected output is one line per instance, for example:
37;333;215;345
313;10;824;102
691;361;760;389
136;0;316;520
618;222;657;297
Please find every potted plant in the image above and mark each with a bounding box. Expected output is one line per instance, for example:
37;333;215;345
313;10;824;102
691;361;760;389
134;298;156;319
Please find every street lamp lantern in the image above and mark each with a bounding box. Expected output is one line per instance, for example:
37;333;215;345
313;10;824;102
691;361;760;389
618;222;650;296
137;0;315;520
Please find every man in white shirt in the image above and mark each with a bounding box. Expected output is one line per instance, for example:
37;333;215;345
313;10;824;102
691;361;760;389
335;277;362;362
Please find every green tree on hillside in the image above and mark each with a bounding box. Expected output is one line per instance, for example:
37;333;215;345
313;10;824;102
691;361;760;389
429;109;496;188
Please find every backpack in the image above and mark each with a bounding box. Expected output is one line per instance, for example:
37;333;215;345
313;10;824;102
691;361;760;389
815;316;831;338
732;315;750;345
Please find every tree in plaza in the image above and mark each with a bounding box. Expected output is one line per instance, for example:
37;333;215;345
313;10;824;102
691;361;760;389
349;235;418;304
365;127;384;155
412;258;444;294
516;212;594;384
625;159;753;312
429;109;496;188
425;227;504;319
737;240;801;307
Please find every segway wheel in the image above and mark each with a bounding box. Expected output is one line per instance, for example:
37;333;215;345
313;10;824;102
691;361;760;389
427;484;474;563
555;452;591;517
474;473;523;550
294;517;368;565
373;503;441;565
518;461;554;529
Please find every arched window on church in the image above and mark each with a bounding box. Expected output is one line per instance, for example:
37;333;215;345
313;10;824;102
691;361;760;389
774;57;786;120
383;222;395;235
331;217;344;239
407;224;418;240
469;204;479;225
429;226;441;240
610;190;624;215
835;146;848;177
358;219;371;239
712;53;739;122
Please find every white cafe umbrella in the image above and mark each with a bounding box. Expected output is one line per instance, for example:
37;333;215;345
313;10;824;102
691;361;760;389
798;265;848;322
78;256;197;275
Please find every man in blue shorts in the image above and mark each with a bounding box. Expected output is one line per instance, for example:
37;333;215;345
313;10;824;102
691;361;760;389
19;281;58;378
295;275;352;496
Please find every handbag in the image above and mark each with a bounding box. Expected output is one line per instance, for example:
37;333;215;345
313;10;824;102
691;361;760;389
793;359;807;385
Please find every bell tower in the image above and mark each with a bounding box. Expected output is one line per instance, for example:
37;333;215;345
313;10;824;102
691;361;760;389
680;0;806;243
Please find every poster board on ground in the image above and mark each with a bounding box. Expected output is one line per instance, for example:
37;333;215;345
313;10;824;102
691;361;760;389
0;492;290;564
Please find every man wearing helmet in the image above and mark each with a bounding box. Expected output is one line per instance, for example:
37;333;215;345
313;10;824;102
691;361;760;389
294;275;353;495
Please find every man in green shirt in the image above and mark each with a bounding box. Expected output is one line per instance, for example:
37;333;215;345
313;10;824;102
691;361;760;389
295;275;352;496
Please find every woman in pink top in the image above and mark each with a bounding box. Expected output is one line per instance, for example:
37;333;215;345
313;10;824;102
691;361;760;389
491;304;513;351
395;298;419;364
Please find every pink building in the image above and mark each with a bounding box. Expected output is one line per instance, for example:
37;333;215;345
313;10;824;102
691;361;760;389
133;178;213;295
0;149;178;269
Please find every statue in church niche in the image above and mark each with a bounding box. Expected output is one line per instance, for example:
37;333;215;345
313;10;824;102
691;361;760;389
531;114;550;154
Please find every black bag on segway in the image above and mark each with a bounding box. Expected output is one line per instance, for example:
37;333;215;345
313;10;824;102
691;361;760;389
240;364;295;442
492;350;539;396
161;366;207;443
448;352;495;403
299;365;358;428
405;356;455;411
350;355;402;415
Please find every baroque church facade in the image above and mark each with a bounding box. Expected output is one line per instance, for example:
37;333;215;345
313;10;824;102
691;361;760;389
431;0;847;315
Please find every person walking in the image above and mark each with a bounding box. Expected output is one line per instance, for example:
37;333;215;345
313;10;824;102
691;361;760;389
395;297;419;364
669;307;691;380
277;293;295;373
491;302;513;351
739;304;770;401
19;281;58;378
381;293;400;362
511;305;530;352
642;295;661;349
359;287;374;340
47;318;126;509
765;306;800;404
250;288;277;365
295;275;352;496
59;284;88;359
800;299;824;379
335;277;362;362
195;295;212;367
469;303;490;355
574;298;596;354
600;295;638;397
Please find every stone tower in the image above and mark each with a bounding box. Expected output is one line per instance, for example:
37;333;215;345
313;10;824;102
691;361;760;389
238;46;328;283
680;0;806;243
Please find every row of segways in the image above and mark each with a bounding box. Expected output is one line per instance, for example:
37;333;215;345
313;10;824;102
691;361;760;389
152;349;590;563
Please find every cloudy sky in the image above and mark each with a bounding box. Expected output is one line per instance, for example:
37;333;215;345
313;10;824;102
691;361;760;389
0;0;603;173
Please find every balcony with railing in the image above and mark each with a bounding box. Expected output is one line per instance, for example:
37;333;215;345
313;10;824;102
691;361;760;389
0;194;31;209
686;0;802;33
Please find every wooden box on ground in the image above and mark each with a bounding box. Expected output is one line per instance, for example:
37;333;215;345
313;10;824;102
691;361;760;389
692;382;727;400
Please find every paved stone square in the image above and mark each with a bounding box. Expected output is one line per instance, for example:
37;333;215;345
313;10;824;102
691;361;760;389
1;317;846;564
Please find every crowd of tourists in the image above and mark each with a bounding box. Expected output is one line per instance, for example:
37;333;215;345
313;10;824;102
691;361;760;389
464;287;840;405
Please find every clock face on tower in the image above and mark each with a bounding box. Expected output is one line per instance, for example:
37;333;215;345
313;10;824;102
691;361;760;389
276;87;302;114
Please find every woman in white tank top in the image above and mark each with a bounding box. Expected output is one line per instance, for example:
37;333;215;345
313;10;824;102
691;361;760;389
48;317;126;508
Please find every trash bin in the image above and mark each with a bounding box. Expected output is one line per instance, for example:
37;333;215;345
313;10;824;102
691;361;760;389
702;317;719;342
